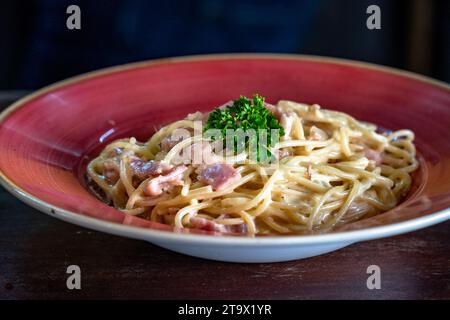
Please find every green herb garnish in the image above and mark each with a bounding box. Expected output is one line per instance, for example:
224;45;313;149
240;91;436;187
204;94;284;162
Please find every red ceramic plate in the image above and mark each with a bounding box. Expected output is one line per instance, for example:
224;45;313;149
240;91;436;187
0;54;449;262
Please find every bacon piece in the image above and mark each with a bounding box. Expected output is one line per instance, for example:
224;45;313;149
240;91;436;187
144;165;188;196
103;159;120;184
129;158;171;180
364;148;383;166
160;128;193;152
106;147;123;158
197;163;241;190
189;217;247;234
160;135;184;152
266;104;295;140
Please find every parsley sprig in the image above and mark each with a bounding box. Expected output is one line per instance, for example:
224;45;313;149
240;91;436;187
204;94;284;162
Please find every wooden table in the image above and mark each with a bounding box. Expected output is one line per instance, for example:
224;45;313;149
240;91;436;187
0;92;449;300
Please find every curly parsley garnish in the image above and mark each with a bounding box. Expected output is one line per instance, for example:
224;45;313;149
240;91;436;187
204;94;284;162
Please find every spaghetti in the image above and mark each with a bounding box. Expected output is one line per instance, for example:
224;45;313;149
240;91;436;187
86;98;418;235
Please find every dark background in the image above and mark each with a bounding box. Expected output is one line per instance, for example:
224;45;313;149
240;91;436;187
0;0;449;90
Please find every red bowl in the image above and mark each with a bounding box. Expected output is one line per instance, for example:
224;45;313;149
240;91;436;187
0;54;449;250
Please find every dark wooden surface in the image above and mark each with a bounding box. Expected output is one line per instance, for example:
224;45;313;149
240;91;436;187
0;92;449;300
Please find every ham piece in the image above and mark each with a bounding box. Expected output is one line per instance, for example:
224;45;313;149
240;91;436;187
197;163;241;191
144;165;188;196
190;217;247;234
129;158;171;180
103;159;120;184
364;148;383;166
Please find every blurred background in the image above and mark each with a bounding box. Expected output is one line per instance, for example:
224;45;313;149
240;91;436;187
0;0;448;90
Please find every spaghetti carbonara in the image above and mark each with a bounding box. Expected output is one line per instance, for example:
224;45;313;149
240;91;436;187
86;96;418;235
